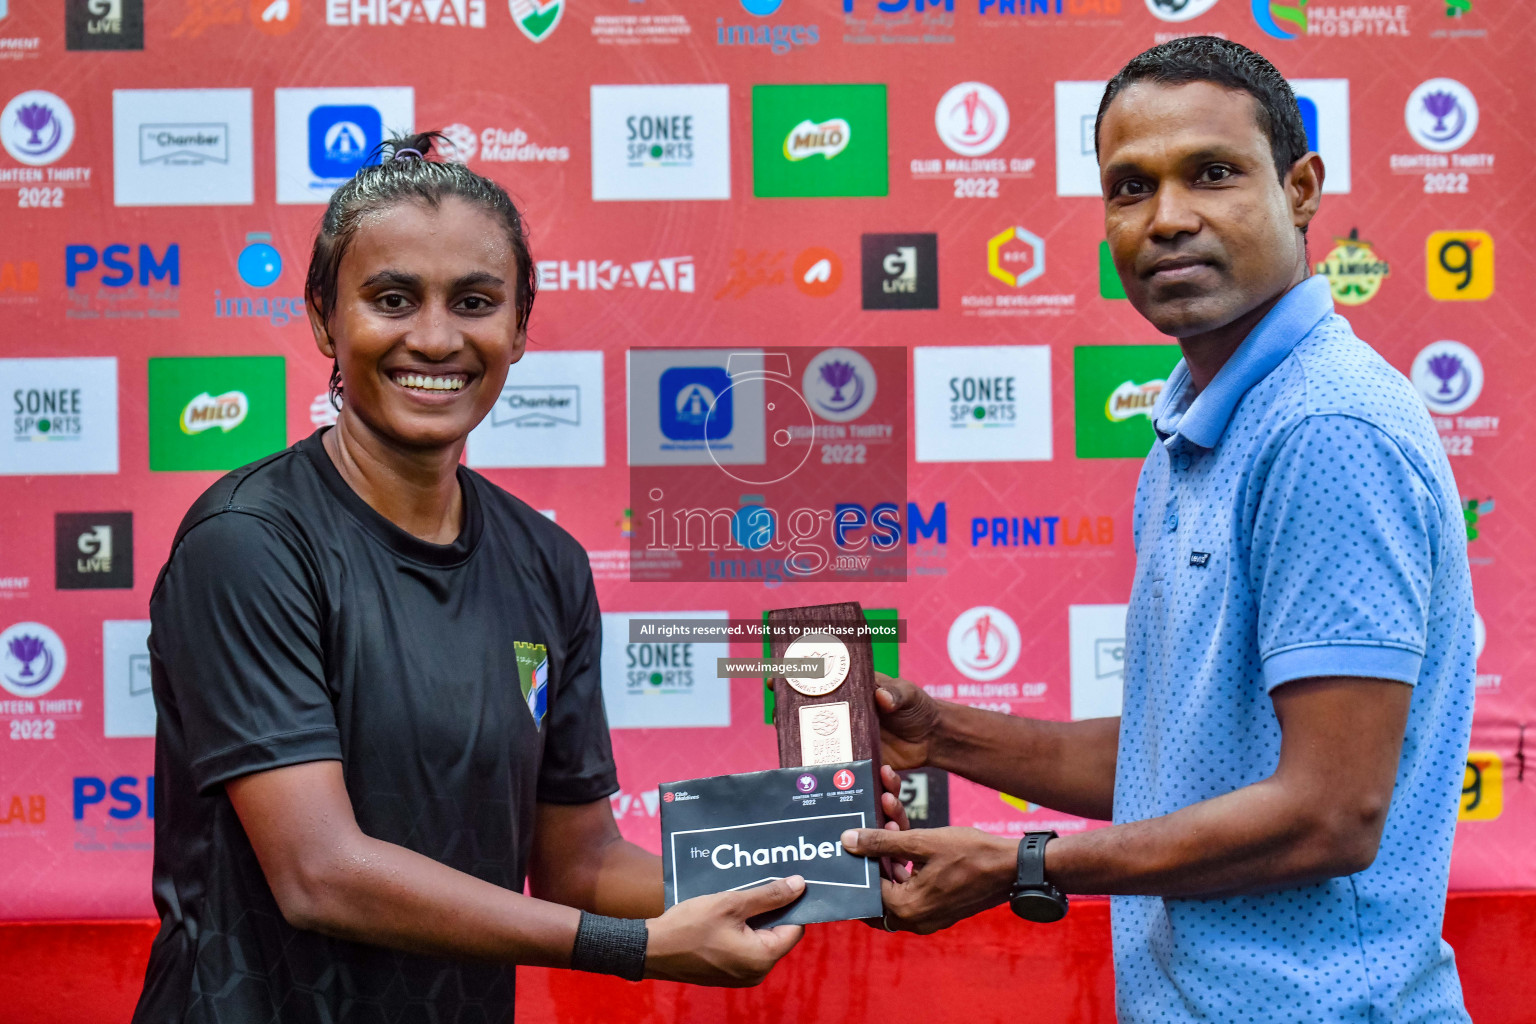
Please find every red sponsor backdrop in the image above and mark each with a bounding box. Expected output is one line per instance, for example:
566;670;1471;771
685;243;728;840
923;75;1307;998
0;0;1531;927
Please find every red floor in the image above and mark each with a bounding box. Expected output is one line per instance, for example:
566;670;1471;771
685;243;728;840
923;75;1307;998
5;892;1532;1022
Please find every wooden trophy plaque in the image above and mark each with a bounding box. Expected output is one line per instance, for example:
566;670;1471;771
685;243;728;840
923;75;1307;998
767;601;885;826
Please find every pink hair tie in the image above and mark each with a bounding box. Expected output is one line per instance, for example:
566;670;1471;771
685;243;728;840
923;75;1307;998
392;147;425;162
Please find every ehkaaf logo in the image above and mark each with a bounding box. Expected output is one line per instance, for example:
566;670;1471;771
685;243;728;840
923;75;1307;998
66;0;144;50
326;0;486;26
861;233;937;310
55;512;133;590
537;255;694;292
1;622;66;698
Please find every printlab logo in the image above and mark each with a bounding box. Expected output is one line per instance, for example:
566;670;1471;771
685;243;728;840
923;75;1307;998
1;357;119;476
215;232;306;326
326;0;485;25
1405;79;1478;153
802;348;876;423
466;351;605;469
148;356;287;471
66;0;144;49
1426;231;1493;301
1073;344;1181;458
861;233;937;310
948;606;1021;683
510;0;563;41
590;85;731;202
439;122;570;166
912;345;1052;463
55;512;133;590
1410;341;1482;416
934;82;1008;157
1;91;76;166
113;89;255;206
1314;228;1389;306
752;84;888;198
275;88;414;204
1144;0;1218;21
0;622;66;698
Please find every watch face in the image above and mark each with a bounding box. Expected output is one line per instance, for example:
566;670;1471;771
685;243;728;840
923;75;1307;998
1011;889;1068;924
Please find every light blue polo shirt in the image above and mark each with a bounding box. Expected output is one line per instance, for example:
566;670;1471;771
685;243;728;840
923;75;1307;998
1113;275;1475;1023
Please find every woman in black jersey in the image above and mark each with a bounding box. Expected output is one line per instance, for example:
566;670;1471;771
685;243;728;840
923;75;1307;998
132;134;902;1024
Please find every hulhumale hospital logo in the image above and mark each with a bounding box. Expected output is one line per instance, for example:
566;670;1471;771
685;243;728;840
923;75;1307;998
1252;0;1304;37
1406;79;1479;153
1;91;75;166
0;622;66;698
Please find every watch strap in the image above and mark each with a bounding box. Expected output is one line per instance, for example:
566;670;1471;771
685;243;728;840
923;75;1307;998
1014;830;1057;891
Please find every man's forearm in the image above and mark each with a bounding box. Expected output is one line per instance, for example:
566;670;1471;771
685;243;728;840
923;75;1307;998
929;704;1120;821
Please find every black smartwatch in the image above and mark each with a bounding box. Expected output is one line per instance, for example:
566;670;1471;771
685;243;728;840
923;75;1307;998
1009;830;1068;923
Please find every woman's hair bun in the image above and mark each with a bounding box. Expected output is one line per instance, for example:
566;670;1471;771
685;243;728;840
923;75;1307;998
384;132;442;162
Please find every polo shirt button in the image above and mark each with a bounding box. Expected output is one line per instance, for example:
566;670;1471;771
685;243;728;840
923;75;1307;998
1177;454;1192;471
1166;511;1178;532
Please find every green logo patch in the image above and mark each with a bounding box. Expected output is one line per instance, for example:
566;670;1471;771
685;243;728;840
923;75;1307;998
148;356;287;471
752;84;888;198
1073;345;1182;459
516;640;549;727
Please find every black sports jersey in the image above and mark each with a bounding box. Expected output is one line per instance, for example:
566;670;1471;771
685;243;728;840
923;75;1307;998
133;429;619;1024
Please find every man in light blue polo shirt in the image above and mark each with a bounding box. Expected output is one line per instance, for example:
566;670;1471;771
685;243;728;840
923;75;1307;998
842;37;1474;1022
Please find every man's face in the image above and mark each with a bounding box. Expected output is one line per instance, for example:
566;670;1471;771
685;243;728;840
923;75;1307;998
1098;80;1312;339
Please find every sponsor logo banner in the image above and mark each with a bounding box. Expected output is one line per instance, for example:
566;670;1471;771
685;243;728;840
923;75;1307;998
752;84;888;198
148;356;286;471
1;357;119;475
467;350;606;468
113;89;254;206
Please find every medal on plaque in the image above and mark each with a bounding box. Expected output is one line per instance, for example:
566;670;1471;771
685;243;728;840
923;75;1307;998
767;601;886;826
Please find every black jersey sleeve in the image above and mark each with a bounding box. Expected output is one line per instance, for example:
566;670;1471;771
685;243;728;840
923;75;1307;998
535;551;620;805
151;511;341;794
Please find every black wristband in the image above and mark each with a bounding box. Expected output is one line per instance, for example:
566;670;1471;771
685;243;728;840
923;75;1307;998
569;912;648;982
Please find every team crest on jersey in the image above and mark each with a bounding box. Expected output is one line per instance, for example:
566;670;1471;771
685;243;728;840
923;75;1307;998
515;641;549;728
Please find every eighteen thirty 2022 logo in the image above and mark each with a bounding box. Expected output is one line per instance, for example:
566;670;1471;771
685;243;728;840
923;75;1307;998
0;622;67;699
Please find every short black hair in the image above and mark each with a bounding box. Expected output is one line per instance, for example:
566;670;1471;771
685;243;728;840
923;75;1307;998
1094;36;1310;187
306;131;537;408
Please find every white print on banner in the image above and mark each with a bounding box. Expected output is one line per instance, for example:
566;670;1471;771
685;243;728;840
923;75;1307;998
537;256;694;292
1068;604;1127;720
1389;79;1492;195
439;123;569;165
0;90;94;207
325;0;486;26
598;611;730;728
112;88;254;206
960;226;1076;317
0;622;67;699
591;12;691;45
1;357;119;476
466;350;605;469
840;0;956;46
1409;340;1494;459
912;345;1051;463
0;4;42;61
1472;609;1499;693
910;82;1035;197
103;619;154;738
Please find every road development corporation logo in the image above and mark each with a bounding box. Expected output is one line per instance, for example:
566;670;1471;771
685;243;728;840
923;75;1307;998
934;83;1008;157
948;606;1021;683
1;357;119;476
752;84;888;198
802;348;877;423
1145;0;1218;21
1315;228;1389;305
113;89;255;206
1410;341;1482;416
591;85;730;201
0;622;66;698
1073;344;1181;458
467;351;605;468
913;345;1051;463
510;0;562;40
2;91;76;166
274;88;413;204
1426;230;1493;301
1406;79;1478;153
148;356;286;471
988;226;1044;288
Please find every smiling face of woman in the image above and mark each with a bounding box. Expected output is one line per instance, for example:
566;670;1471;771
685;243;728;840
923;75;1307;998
312;195;525;452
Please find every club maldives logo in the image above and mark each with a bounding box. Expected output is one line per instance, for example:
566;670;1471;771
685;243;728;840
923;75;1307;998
2;91;76;166
802;348;877;423
934;83;1008;157
947;606;1020;682
0;622;66;698
439;122;569;165
1315;228;1390;306
510;0;562;40
1405;79;1478;153
1410;341;1482;416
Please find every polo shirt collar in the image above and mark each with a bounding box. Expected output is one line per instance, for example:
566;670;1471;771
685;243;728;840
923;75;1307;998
1153;274;1334;449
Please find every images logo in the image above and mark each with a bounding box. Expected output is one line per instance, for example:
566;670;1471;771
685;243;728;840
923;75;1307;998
861;233;937;310
1405;79;1478;153
1409;341;1482;416
947;606;1020;682
237;232;281;287
1;91;75;166
0;622;66;698
1074;345;1181;458
55;512;133;590
216;232;306;326
1426;230;1493;301
510;0;562;41
1252;0;1305;38
717;0;818;53
1315;228;1389;306
752;84;888;198
987;226;1044;288
803;348;877;423
934;83;1008;157
148;356;285;471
